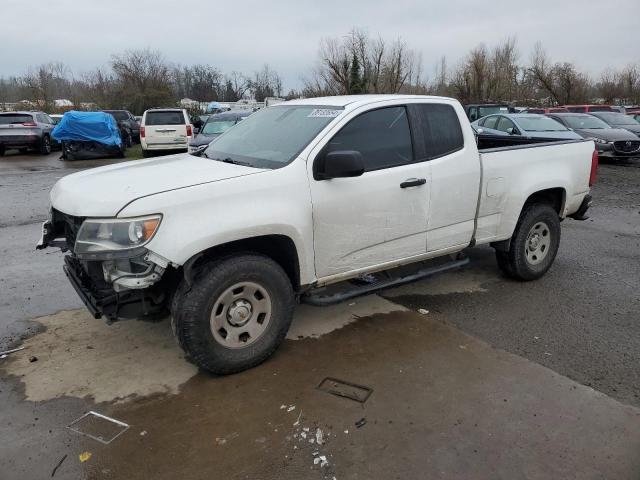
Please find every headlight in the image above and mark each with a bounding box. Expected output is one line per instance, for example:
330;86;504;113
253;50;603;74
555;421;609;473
589;137;610;144
74;215;162;255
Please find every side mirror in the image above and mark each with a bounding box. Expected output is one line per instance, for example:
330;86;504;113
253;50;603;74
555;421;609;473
194;128;200;135
315;150;365;180
506;127;517;135
476;128;484;134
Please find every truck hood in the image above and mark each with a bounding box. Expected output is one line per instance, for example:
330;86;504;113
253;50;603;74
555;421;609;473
51;152;266;217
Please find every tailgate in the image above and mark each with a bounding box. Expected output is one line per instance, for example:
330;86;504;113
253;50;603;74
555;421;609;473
145;125;188;145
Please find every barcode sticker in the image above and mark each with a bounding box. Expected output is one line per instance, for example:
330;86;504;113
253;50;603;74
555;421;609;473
307;109;342;118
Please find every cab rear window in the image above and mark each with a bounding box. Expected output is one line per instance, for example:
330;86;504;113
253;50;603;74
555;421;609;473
145;111;185;125
0;114;33;124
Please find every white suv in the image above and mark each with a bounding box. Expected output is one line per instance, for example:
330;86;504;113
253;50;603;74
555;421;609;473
140;108;193;157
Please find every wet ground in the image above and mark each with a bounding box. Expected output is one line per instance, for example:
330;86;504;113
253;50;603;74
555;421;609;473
1;151;639;479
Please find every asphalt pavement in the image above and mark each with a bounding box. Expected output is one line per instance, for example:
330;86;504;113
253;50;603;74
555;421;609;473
0;150;639;479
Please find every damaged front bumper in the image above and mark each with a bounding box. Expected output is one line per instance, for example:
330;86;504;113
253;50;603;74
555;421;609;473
62;253;169;321
39;209;171;321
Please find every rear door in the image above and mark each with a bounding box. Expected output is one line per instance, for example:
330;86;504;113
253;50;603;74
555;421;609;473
309;104;431;279
144;110;188;147
408;103;481;252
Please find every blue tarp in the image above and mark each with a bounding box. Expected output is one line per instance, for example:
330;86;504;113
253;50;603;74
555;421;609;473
52;111;122;146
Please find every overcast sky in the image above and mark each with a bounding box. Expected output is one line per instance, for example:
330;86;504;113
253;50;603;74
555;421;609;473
1;0;639;90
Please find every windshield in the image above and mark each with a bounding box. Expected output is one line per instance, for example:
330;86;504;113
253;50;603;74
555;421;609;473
479;106;509;117
205;105;343;168
515;116;568;132
563;115;610;129
596;112;638;126
201;120;236;135
104;111;128;121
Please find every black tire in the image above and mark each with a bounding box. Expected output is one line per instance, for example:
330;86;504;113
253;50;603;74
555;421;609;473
495;204;561;281
123;130;133;148
0;146;5;156
142;149;152;158
39;135;51;155
172;254;295;375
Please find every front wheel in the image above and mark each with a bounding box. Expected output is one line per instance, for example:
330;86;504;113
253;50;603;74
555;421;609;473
171;254;295;375
495;204;561;281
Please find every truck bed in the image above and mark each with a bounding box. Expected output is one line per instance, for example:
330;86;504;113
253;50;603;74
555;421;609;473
474;138;594;245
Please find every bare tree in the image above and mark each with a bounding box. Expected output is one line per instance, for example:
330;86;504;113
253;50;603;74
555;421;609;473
110;49;174;112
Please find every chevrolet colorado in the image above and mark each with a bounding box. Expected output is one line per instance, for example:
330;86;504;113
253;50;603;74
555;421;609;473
38;95;597;374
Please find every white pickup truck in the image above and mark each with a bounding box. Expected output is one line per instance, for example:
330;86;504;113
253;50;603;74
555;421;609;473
38;95;597;374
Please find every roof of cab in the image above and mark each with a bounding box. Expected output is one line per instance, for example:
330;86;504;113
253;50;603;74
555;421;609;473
283;94;456;110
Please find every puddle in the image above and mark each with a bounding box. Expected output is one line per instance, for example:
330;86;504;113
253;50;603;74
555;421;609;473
1;309;197;403
1;295;405;403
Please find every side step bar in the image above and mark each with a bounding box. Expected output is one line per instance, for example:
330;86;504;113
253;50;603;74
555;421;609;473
301;257;470;306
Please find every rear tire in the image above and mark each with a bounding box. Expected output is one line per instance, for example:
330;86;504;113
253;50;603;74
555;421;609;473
39;135;51;155
172;254;295;375
495;204;561;281
142;149;152;158
0;146;5;156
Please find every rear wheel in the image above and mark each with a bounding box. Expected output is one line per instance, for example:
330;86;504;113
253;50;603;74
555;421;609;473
39;135;51;155
142;149;153;158
495;204;560;281
0;146;5;156
172;254;295;375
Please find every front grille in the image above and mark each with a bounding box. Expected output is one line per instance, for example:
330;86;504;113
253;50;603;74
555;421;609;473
613;140;640;154
52;209;85;250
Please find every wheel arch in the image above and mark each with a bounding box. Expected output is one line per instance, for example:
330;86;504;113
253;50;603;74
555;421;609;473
182;234;302;292
522;187;566;216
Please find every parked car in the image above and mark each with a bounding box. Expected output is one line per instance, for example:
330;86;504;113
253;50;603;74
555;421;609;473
471;113;582;141
520;107;569;114
0;111;57;156
102;109;140;145
464;103;514;122
140;108;193;158
546;112;640;159
588;111;640;137
188;111;251;152
561;104;613;113
52;111;126;160
39;95;597;375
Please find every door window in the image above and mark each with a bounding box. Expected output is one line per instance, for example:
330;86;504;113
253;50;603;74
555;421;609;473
482;115;499;129
410;103;464;159
325;106;413;171
496;116;517;133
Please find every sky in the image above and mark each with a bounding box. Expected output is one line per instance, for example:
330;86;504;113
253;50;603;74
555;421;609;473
1;0;639;90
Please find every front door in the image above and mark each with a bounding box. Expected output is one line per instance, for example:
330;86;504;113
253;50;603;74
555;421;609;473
308;105;431;279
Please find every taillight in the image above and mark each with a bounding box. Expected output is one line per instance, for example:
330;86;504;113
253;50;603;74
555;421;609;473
186;124;192;137
140;126;145;138
22;122;37;127
589;149;598;187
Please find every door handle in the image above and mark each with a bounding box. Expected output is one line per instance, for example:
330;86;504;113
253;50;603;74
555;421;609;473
400;178;426;188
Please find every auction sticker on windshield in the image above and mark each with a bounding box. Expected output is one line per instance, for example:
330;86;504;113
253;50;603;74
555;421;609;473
307;109;342;118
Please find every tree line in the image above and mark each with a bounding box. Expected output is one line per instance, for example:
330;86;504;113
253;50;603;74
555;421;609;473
1;32;638;114
0;49;284;114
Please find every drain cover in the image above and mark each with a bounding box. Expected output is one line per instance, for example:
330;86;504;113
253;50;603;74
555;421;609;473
66;411;129;445
317;377;373;403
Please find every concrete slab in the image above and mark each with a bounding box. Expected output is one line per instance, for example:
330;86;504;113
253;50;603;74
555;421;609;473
1;302;638;479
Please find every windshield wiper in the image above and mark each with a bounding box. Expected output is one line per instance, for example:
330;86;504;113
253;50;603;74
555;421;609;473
210;156;252;167
222;157;252;166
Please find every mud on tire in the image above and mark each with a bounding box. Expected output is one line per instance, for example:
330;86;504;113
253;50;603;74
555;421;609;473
495;203;561;281
171;254;295;375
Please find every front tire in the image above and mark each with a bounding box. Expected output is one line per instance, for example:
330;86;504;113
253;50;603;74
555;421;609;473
495;204;561;281
172;254;295;375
